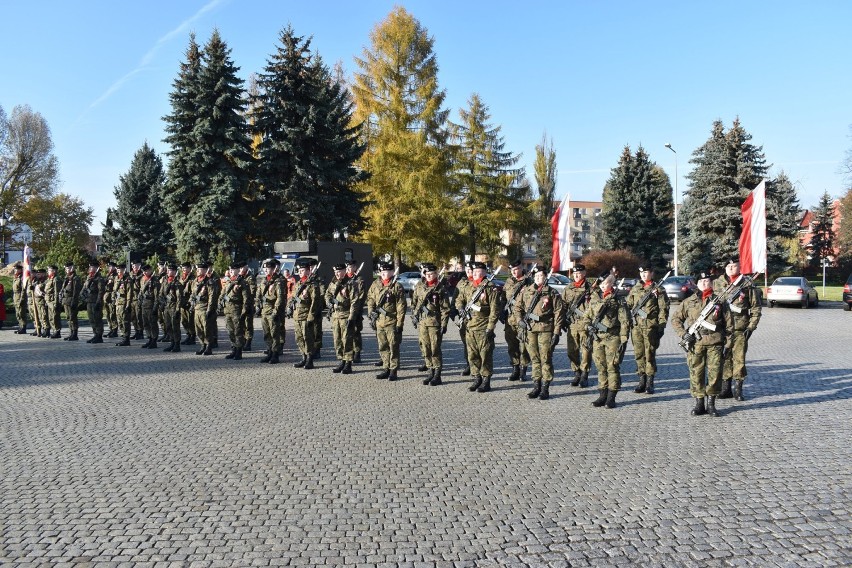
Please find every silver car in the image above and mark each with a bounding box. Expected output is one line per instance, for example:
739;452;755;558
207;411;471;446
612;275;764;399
396;271;423;297
766;276;818;308
547;273;571;294
661;275;697;302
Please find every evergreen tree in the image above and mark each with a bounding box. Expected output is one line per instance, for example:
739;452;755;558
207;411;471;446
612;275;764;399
251;26;366;244
601;146;673;269
101;143;171;260
532;134;557;266
352;6;455;265
765;172;800;274
451;93;527;259
809;191;836;267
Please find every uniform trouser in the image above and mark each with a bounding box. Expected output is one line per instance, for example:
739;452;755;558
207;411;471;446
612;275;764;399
243;301;254;343
115;303;131;338
225;309;245;349
48;302;61;332
352;316;363;355
142;303;159;339
63;302;78;334
87;302;104;336
504;322;529;366
688;343;723;397
194;307;215;345
332;316;354;362
261;313;284;353
37;301;49;332
312;318;323;351
418;325;443;370
566;324;592;373
376;325;401;370
723;330;749;381
592;334;623;392
631;324;660;377
105;301;117;334
131;303;143;334
295;318;316;357
526;330;555;383
460;323;469;363
181;306;195;337
29;301;40;332
164;305;180;344
466;328;495;378
15;302;27;329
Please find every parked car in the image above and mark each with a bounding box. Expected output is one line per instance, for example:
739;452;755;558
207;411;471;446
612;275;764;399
396;271;423;296
547;273;572;294
844;274;852;311
766;276;818;308
615;278;637;298
661;275;697;302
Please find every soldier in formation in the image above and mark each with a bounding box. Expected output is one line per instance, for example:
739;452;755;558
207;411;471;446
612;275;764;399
345;259;366;363
239;262;256;351
178;262;196;346
290;258;323;369
626;266;670;394
367;261;406;381
113;264;133;346
562;264;595;388
159;262;184;352
455;261;500;393
83;259;105;344
138;264;160;348
60;261;82;341
411;263;450;386
12;263;28;334
191;261;220;356
103;261;119;338
325;263;360;375
258;258;286;364
222;261;249;360
501;260;531;382
586;275;630;409
129;261;144;340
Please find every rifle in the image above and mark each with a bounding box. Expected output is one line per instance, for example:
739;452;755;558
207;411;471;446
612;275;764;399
285;261;322;319
517;268;553;343
499;263;536;324
564;268;610;330
584;291;622;351
630;270;672;325
677;273;757;352
327;262;364;321
719;272;760;307
368;267;400;330
411;268;446;329
455;266;503;329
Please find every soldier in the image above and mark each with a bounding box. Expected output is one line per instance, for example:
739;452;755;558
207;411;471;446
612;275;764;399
345;259;367;364
191;261;219;356
137;264;160;348
562;264;595;387
585;275;630;409
113;265;133;346
83;260;106;343
258;258;286;364
11;263;28;334
626;266;670;394
155;260;169;342
291;258;323;369
411;263;451;386
160;262;183;352
222;261;249;360
325;263;360;374
31;269;48;337
367;261;406;381
515;266;566;400
129;260;144;340
44;265;62;338
453;262;475;376
714;258;762;401
455;261;500;393
672;271;733;417
239;263;256;351
103;261;119;338
501;260;531;381
178;262;197;345
59;261;82;341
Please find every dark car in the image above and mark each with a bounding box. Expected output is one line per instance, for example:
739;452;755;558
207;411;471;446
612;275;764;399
844;274;852;311
661;275;697;302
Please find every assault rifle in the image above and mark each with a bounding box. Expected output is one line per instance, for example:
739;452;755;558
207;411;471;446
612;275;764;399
564;268;610;330
411;268;446;329
499;263;536;325
630;270;672;325
517;269;553;343
677;272;757;352
455;266;502;329
285;261;322;319
719;272;760;306
584;284;626;351
368;267;400;330
327;262;364;321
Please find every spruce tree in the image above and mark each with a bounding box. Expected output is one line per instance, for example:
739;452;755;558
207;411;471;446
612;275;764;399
765;172;800;274
251;26;366;243
809;191;836;267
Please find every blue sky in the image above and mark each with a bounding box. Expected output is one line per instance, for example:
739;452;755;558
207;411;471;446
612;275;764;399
2;0;850;231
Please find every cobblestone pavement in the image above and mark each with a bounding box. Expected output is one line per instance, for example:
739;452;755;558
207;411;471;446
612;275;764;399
1;303;850;567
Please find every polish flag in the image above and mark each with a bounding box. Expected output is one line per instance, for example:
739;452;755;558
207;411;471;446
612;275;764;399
551;194;572;271
23;244;33;284
739;180;767;274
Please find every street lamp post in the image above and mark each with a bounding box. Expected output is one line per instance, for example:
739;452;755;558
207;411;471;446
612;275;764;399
665;144;678;275
0;210;11;266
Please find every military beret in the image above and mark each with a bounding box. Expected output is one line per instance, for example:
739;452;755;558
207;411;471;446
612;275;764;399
695;271;712;281
263;258;279;267
141;264;152;271
470;261;487;270
37;268;47;274
13;263;23;270
529;266;545;275
378;261;394;271
180;261;192;268
131;260;142;265
509;259;523;269
465;261;476;269
638;266;654;273
156;259;166;266
725;257;739;266
196;261;210;269
64;261;75;268
421;263;437;272
294;258;310;268
48;265;58;271
333;263;346;271
572;264;586;272
115;264;126;271
167;263;178;270
345;259;358;266
88;259;100;267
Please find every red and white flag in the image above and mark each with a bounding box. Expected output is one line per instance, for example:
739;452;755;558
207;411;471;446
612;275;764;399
551;194;572;271
23;244;33;284
739;180;767;274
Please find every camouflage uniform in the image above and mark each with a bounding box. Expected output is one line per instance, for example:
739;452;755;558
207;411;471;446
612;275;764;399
454;265;500;392
103;265;119;337
191;265;220;355
222;266;249;359
367;265;407;380
240;266;256;351
291;260;323;369
113;270;133;345
83;266;106;343
129;266;144;340
346;262;367;363
12;266;28;334
138;269;160;348
33;271;49;337
178;264;196;345
325;266;361;374
258;261;286;364
411;268;451;385
159;268;184;352
44;268;61;338
626;272;670;394
714;272;762;400
501;269;531;381
514;275;565;400
561;270;595;386
584;286;630;408
60;266;82;340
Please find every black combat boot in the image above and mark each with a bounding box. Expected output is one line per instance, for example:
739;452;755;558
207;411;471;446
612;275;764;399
719;378;733;399
388;369;398;381
571;370;582;386
171;342;181;352
418;364;428;372
51;331;61;339
539;382;550;400
86;336;95;344
195;344;206;355
429;369;442;386
91;335;103;344
376;369;390;380
303;355;314;370
477;376;491;393
202;344;213;356
580;372;590;388
374;361;384;367
225;349;237;360
605;389;618;409
243;339;252;352
508;365;520;381
233;348;242;361
519;366;528;381
260;352;272;363
134;330;144;340
468;375;482;391
707;396;720;417
734;380;745;401
634;374;647;393
108;329;118;338
181;334;195;345
116;337;130;346
341;361;352;375
353;352;361;364
294;355;307;368
149;338;157;349
592;389;609;407
461;365;471;377
157;334;166;342
527;381;542;399
267;352;280;364
645;375;654;394
163;342;174;352
333;361;346;373
141;338;152;349
422;368;434;385
691;397;707;416
312;348;321;360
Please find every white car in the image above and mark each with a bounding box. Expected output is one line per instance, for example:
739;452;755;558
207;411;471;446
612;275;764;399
396;271;423;297
766;276;819;308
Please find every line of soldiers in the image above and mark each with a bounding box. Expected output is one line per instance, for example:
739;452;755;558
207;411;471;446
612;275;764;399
8;256;761;415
